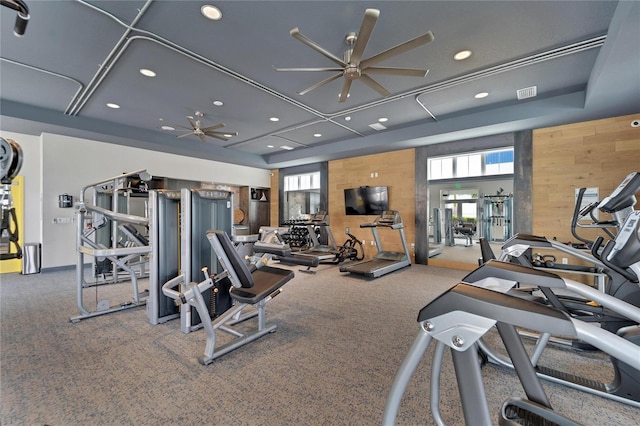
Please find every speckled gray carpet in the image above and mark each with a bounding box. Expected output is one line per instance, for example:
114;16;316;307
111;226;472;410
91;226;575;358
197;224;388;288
1;263;639;425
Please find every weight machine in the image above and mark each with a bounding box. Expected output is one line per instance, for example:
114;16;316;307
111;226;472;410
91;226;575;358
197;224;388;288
481;193;512;242
167;188;233;333
0;137;23;261
71;170;152;322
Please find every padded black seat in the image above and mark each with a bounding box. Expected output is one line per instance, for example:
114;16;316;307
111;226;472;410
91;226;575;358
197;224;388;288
230;266;293;304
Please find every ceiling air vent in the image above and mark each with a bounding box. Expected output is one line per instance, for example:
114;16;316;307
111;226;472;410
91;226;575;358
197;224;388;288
517;86;537;100
369;122;387;131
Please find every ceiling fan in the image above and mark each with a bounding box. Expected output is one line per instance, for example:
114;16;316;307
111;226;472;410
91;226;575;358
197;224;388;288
275;8;434;103
161;111;238;143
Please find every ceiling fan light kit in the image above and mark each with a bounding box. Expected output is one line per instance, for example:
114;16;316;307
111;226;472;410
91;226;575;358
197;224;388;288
275;8;434;103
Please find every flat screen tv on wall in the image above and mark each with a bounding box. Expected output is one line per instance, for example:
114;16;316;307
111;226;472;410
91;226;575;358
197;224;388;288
344;186;389;215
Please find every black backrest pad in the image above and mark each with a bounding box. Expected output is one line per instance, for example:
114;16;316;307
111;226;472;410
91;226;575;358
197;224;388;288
210;230;254;288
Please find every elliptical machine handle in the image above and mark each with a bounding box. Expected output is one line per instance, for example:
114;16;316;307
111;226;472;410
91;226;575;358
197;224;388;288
600;240;638;283
590;236;604;260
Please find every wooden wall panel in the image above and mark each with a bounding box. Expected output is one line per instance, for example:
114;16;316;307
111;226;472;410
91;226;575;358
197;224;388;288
328;149;416;261
532;113;640;244
270;169;279;226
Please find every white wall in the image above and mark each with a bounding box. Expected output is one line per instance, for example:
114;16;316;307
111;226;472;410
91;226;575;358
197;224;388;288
1;130;270;269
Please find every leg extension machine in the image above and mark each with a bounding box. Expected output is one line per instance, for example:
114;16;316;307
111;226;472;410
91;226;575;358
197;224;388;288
163;230;294;365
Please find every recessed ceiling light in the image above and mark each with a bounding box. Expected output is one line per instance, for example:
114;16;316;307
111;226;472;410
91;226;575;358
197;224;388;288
454;50;472;61
338;92;351;99
269;117;280;122
201;5;222;20
378;117;388;123
344;116;351;121
267;145;274;148
313;133;322;137
106;103;120;109
474;92;489;99
140;68;156;77
369;122;387;131
212;100;224;106
280;145;294;150
161;125;175;131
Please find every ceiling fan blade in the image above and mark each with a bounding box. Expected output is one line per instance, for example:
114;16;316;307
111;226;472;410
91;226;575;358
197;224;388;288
205;130;238;137
359;74;391;97
274;66;344;72
201;123;225;132
364;67;429;77
290;27;347;67
339;79;353;103
350;8;379;65
298;72;343;96
198;134;207;143
187;117;199;130
360;31;434;69
176;132;193;139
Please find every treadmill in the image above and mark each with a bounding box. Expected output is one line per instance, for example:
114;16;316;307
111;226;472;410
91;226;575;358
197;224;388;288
340;210;411;278
286;211;339;264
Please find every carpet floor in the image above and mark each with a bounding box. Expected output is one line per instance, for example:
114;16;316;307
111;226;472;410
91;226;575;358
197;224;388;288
1;262;639;425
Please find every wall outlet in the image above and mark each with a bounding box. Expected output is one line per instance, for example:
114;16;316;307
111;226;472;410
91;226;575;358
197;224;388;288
345;227;350;234
562;258;568;265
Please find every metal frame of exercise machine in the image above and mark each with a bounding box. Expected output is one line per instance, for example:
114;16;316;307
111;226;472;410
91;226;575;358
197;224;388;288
383;280;640;425
339;210;411;278
500;172;639;292
464;257;640;408
146;189;181;325
470;210;640;406
162;230;294;365
178;188;233;333
71;170;152;322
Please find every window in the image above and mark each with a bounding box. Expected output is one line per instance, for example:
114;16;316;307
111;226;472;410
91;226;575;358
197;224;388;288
428;148;513;180
485;149;514;175
284;172;321;192
456;154;482;178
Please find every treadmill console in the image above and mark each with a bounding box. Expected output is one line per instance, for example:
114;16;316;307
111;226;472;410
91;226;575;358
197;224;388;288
377;210;400;225
309;211;328;224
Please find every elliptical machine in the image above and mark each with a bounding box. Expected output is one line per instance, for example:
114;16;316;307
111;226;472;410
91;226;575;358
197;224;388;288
470;211;640;407
382;268;640;424
497;172;640;332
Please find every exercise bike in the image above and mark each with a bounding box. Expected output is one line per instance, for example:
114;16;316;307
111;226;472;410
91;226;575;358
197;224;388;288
334;231;364;263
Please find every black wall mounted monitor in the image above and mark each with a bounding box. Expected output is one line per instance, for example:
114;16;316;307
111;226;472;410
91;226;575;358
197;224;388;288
344;186;389;215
